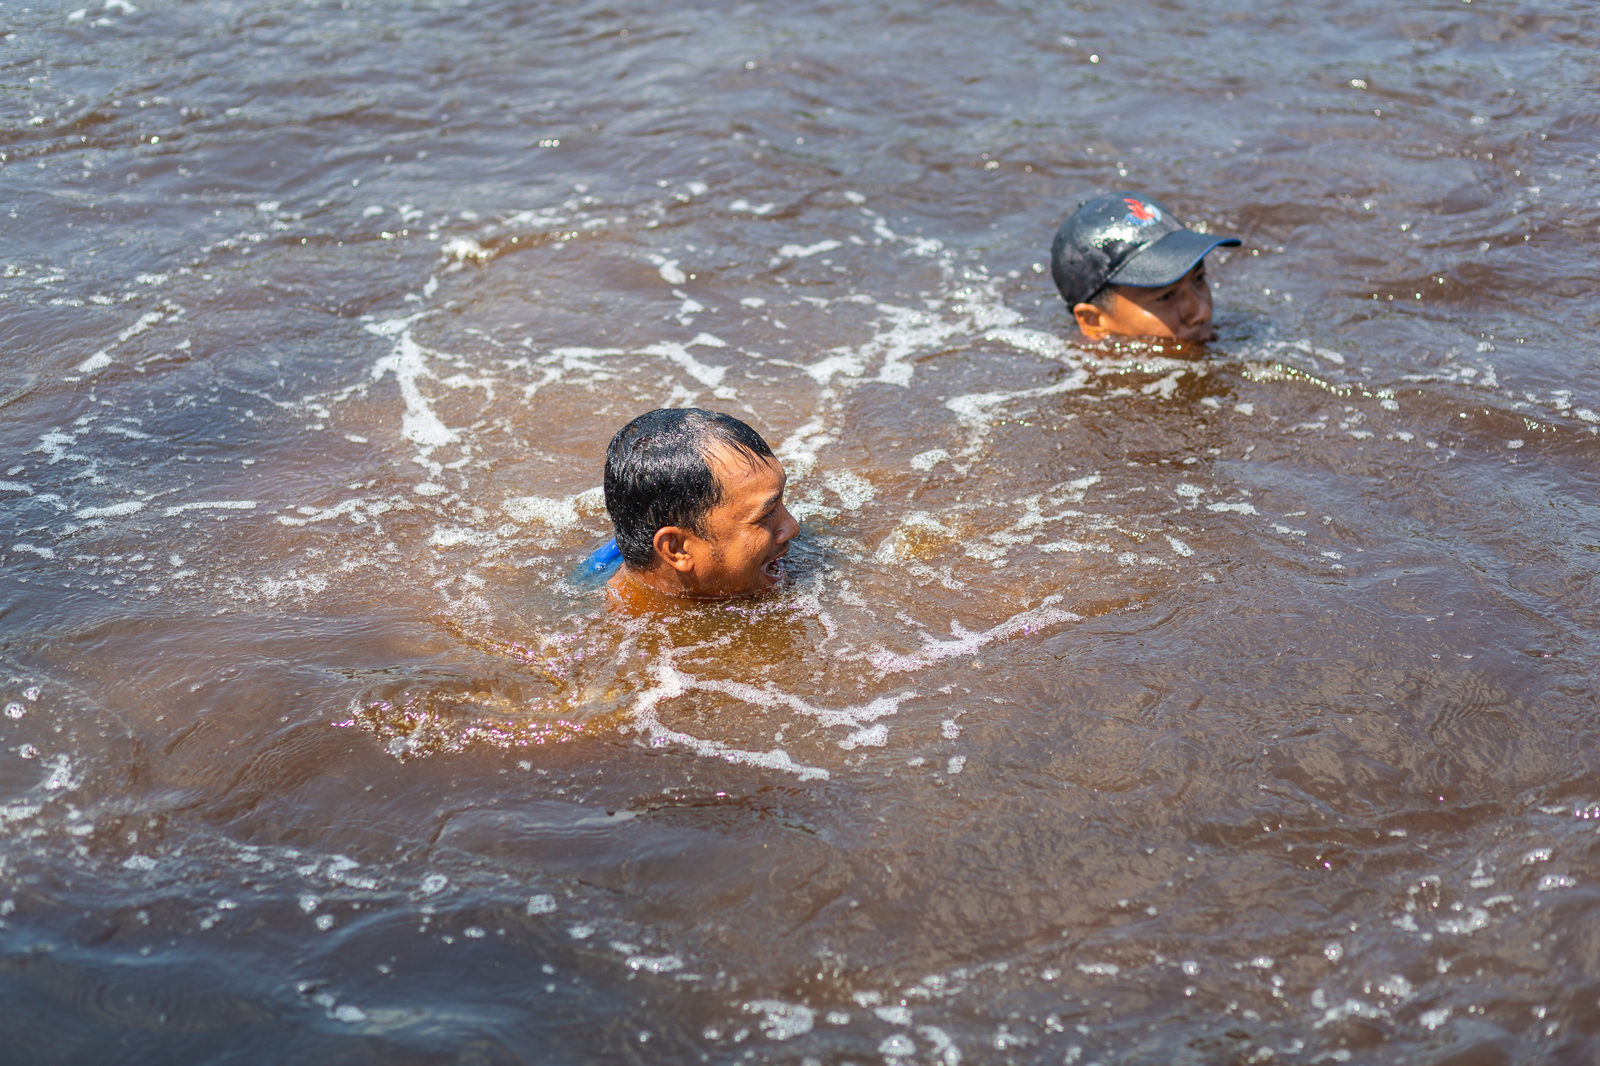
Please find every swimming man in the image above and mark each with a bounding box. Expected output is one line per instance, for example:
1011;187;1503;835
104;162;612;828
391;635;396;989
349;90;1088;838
1051;192;1241;343
600;407;799;604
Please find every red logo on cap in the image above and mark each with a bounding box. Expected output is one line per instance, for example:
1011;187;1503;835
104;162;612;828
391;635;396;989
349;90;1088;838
1124;198;1161;225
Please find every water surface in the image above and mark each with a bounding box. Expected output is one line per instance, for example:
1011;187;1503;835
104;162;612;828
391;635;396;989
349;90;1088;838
2;0;1599;1062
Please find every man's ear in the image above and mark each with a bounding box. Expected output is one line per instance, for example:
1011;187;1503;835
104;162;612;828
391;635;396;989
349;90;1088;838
651;526;697;573
1073;302;1109;340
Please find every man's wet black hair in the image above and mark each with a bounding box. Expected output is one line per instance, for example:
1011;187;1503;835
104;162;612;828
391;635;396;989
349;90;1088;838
604;408;776;569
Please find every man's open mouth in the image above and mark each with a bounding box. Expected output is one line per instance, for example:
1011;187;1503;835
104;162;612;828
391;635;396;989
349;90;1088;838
761;547;789;580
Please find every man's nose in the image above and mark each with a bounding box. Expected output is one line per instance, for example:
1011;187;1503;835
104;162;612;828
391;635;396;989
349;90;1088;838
777;505;799;543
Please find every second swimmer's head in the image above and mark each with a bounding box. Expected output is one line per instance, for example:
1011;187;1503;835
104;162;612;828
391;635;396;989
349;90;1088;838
1051;192;1240;343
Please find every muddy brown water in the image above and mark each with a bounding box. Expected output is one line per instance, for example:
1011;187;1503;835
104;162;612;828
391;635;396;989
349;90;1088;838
2;0;1598;1062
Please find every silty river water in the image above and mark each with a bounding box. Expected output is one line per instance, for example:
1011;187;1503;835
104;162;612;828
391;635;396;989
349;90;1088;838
2;0;1598;1061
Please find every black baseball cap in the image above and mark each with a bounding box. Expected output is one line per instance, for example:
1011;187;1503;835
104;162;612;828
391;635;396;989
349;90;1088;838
1050;192;1240;307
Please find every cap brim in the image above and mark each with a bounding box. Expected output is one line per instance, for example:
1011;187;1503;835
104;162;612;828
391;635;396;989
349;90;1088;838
1108;230;1241;289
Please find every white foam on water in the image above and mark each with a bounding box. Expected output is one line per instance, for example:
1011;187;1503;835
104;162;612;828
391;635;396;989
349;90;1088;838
73;500;145;519
840;723;888;749
71;309;171;376
1207;502;1259;515
784;269;1019;389
743;1000;815;1041
631;673;831;780
626;954;683;973
275;497;398;527
1419;1006;1451;1030
775;415;835;480
10;544;55;559
545;339;731;399
797;345;869;386
855;205;943;257
985;327;1074;363
42;754;78;791
916;1025;963;1066
259;572;330;601
1142;370;1185;399
439;237;487;263
910;448;948;471
32;431;80;465
879;1034;917;1057
628;655;939;777
867;302;970;388
672;291;704;326
824;470;875;511
503;494;584;530
875;1005;914;1025
366;314;459;451
659;663;912;734
944;369;1092;428
874;511;955;563
639;341;732;397
776;239;841;260
161;499;257;517
867;598;1079;674
1268;338;1349;366
428;527;498;550
647;254;687;284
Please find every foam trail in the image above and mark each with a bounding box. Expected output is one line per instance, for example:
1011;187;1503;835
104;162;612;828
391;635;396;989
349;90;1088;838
944;372;1091;426
629;660;833;780
626;653;931;776
639;341;734;398
73;308;170;374
163;500;257;517
868;598;1080;674
366;314;458;450
74;500;146;519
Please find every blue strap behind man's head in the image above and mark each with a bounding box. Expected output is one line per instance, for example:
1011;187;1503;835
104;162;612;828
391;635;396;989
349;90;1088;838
582;538;624;574
565;538;624;588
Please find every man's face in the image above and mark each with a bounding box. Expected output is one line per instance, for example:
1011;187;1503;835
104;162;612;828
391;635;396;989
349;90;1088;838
693;447;799;598
1074;261;1215;342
